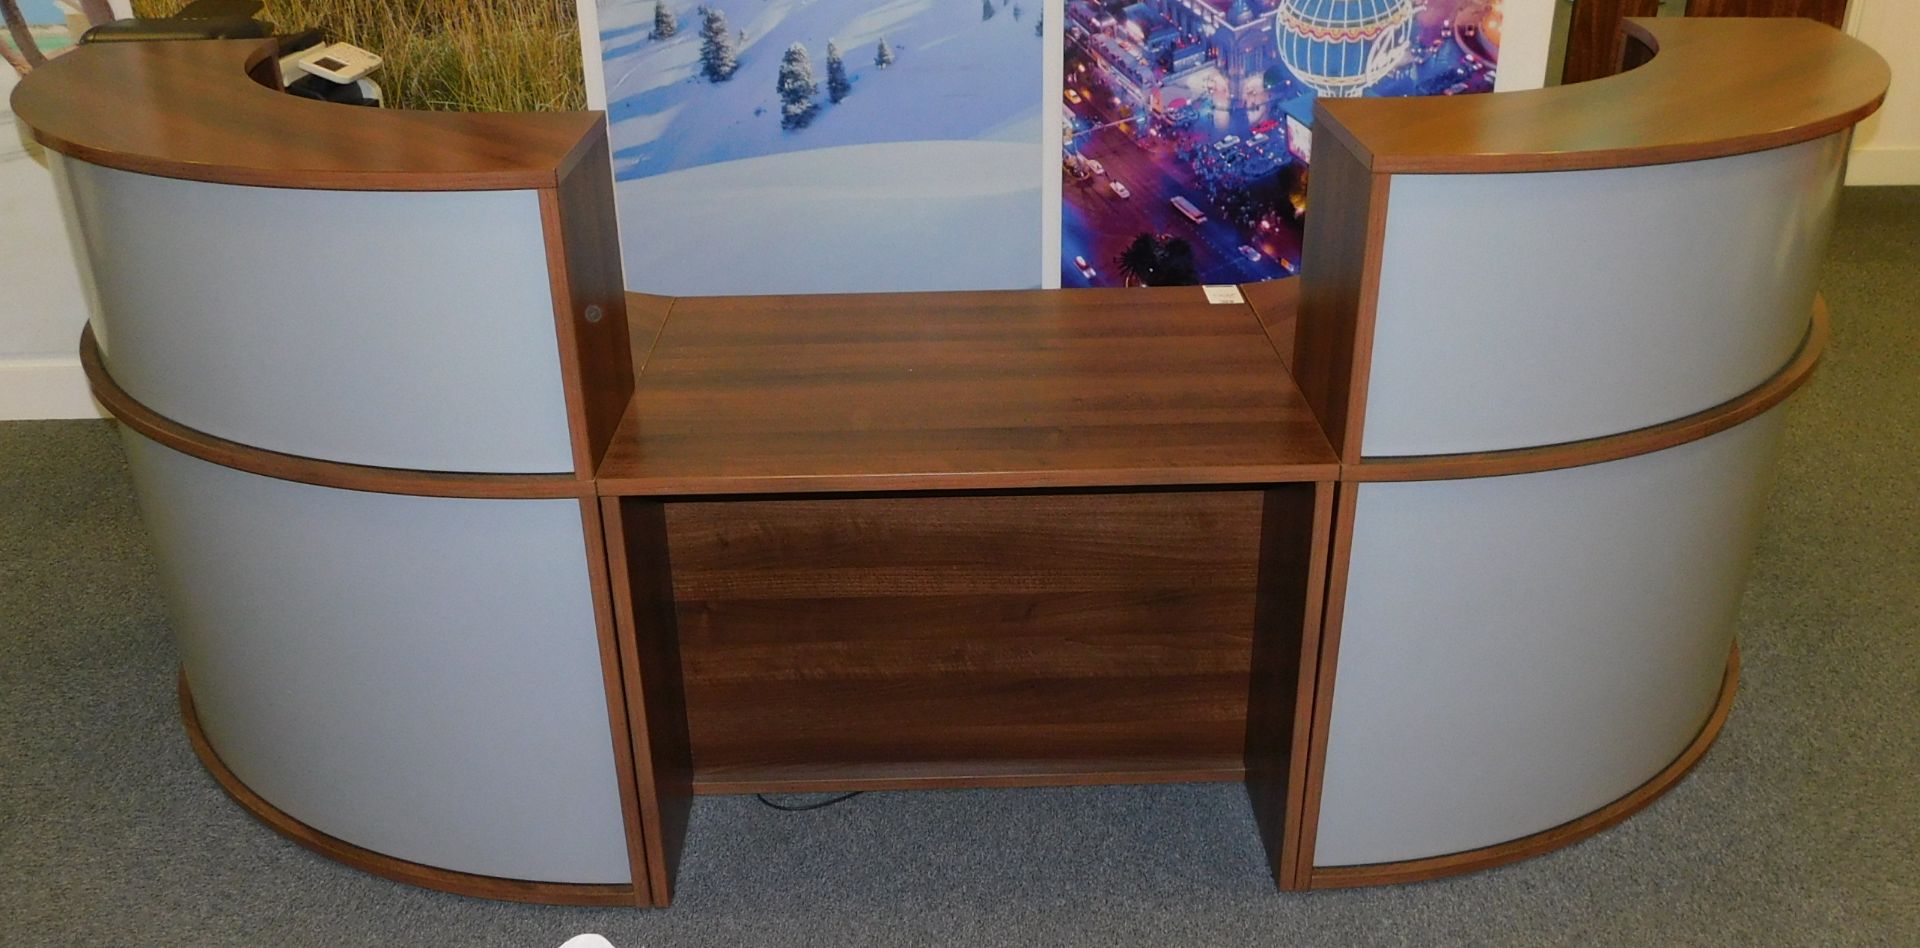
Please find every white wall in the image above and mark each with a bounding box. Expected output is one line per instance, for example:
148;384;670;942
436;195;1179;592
1846;0;1920;185
1497;0;1559;92
1;68;98;420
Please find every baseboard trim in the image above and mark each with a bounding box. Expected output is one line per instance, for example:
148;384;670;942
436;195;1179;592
0;356;102;421
1847;145;1920;186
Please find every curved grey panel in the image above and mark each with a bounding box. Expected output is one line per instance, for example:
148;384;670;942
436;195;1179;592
56;156;574;473
1314;409;1787;867
1362;134;1844;456
120;432;629;883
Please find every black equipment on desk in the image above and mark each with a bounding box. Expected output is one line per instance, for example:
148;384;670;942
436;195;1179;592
80;0;273;44
79;2;382;108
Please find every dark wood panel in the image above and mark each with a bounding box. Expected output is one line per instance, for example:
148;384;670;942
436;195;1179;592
1562;0;1662;85
598;286;1338;496
1318;17;1886;173
1355;300;1827;481
540;133;635;477
82;326;590;500
12;40;601;190
665;491;1273;786
179;675;638;907
1290;135;1390;465
1308;648;1740;888
1244;483;1335;892
601;498;694;907
1687;0;1849;28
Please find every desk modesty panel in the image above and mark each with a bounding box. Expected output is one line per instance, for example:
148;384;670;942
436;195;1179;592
11;17;1889;908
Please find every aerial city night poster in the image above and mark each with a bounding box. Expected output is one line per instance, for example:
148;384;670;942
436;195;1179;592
1062;0;1504;287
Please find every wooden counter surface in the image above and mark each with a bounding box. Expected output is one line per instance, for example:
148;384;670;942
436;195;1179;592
9;39;601;190
597;286;1338;495
1317;17;1890;174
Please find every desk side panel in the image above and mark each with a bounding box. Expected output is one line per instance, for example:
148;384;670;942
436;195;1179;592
1361;134;1844;456
1313;408;1786;866
58;157;574;473
121;432;630;883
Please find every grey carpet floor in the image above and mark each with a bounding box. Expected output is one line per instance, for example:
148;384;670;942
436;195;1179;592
3;188;1916;947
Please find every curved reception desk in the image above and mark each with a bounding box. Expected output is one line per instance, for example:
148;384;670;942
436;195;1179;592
12;18;1887;905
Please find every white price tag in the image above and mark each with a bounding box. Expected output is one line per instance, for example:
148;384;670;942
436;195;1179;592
1202;285;1246;305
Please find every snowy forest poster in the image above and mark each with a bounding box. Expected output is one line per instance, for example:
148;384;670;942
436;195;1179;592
589;0;1050;296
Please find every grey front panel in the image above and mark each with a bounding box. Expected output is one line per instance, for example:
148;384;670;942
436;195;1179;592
1363;134;1844;456
121;432;629;883
57;156;575;474
1314;409;1787;867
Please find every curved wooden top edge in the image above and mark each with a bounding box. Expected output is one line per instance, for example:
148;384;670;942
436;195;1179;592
1319;18;1889;175
83;326;590;499
1353;297;1828;483
10;39;603;191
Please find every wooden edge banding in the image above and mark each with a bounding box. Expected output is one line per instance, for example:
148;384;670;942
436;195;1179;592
541;134;637;478
600;497;694;907
1289;134;1391;466
594;464;1343;498
576;500;657;905
1353;299;1829;482
177;673;639;907
1305;645;1742;890
82;326;589;500
1337;172;1391;466
1291;482;1361;885
1278;481;1338;890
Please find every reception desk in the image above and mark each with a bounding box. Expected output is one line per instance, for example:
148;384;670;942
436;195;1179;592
12;18;1888;906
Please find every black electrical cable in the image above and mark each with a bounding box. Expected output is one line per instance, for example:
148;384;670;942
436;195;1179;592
753;791;864;812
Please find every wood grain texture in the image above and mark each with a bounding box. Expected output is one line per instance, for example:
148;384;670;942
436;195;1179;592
1290;482;1362;880
178;674;639;907
576;500;655;906
601;498;694;907
1239;277;1300;371
1318;17;1887;173
1354;299;1829;481
1307;646;1741;887
664;490;1273;788
540;134;635;477
597;286;1337;496
10;39;601;190
1561;0;1662;85
1289;137;1390;465
625;291;677;378
82;325;590;500
1243;483;1336;891
1686;0;1849;28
